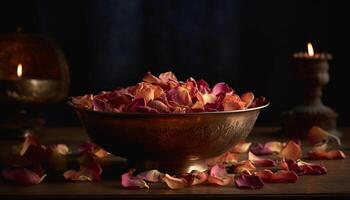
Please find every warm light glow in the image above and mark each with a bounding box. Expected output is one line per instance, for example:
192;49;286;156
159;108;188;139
307;42;314;56
17;64;23;78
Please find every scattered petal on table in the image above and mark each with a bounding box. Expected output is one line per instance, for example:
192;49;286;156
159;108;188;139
233;160;256;174
308;126;341;146
308;150;346;160
137;169;164;183
207;151;239;166
121;170;149;189
279;141;302;160
161;174;189;189
207;164;234;186
248;152;275;167
234;174;264;189
63;159;102;182
255;169;298;183
191;170;208;185
1;168;46;186
285;160;327;175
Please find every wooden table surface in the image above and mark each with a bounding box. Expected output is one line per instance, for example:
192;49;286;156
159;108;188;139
1;127;349;200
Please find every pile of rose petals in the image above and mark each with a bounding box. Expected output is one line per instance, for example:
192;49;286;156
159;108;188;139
0;126;346;189
72;72;268;113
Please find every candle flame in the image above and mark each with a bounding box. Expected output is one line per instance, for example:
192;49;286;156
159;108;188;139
17;64;23;78
307;42;314;56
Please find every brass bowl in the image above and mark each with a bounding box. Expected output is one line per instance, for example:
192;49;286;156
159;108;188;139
69;102;269;173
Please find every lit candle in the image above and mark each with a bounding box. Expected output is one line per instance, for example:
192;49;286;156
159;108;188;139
284;42;337;138
17;63;23;79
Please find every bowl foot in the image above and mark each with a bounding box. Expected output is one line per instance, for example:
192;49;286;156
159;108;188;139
128;159;209;174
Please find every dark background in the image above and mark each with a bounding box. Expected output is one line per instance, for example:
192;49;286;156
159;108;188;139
1;0;349;126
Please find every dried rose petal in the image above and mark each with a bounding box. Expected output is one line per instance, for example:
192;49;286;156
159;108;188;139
248;152;275;167
136;169;163;183
167;86;193;106
234;174;264;189
276;159;289;170
241;92;254;108
147;100;170;113
222;95;245;111
79;141;110;158
142;72;163;85
212;82;234;96
50;144;70;156
308;126;341;146
279;140;302;160
255;169;298;183
121;170;149;189
207;164;234;186
191;170;208;185
231;141;252;153
285;160;327;175
196;79;210;93
207;151;239;166
20;132;40;156
233;160;256;174
127;98;146;112
159;71;178;83
63;159;102;182
161;174;189;189
308;150;346;160
2;168;46;186
72;94;93;109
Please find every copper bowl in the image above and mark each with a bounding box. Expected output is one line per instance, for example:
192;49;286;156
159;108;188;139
69;102;269;173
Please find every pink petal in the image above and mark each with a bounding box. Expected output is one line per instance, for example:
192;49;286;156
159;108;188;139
240;92;254;108
250;143;273;155
212;82;234;96
308;150;346;160
127;98;146;112
279;141;302;160
196;92;217;105
207;164;233;186
161;174;189;189
196;79;211;93
137;169;163;183
2;168;46;186
121;171;149;189
233;160;256;174
248;152;275;167
231;141;252;153
159;71;178;83
234;174;264;189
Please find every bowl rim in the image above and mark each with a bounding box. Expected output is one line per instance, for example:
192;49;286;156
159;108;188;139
67;100;269;116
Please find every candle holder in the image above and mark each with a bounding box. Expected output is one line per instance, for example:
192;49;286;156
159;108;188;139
283;44;338;138
0;30;69;138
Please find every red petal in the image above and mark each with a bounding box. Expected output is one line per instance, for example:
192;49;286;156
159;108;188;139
234;174;264;189
196;79;210;93
121;171;149;189
248;152;275;167
270;170;298;183
308;150;346;160
2;168;46;186
285;160;327;175
279;141;302;160
136;169;163;183
254;169;274;181
231;141;252;153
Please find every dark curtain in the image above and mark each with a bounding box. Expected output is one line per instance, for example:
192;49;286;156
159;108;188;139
1;0;349;126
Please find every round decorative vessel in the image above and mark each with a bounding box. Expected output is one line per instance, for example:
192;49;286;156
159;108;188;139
70;102;269;173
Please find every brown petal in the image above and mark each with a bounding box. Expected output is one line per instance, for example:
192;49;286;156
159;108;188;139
241;92;254;108
308;150;346;160
234;160;256;174
248;152;275;167
231;141;252;153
